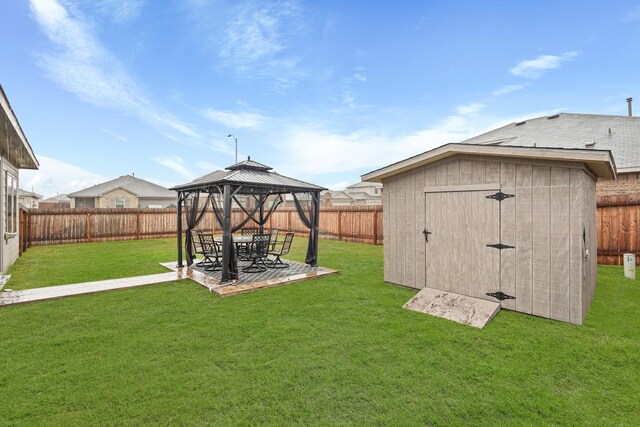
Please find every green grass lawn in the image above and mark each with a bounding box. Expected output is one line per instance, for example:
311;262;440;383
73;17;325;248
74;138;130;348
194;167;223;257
1;238;639;425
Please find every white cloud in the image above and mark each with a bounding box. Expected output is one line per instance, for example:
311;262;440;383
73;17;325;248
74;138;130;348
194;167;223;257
196;161;223;172
509;51;578;79
187;0;307;90
492;83;530;96
29;0;200;140
20;154;106;198
328;181;349;191
203;109;265;129
622;6;640;21
456;102;485;115
353;73;367;82
153;155;194;181
101;128;128;141
276;105;560;179
91;0;146;23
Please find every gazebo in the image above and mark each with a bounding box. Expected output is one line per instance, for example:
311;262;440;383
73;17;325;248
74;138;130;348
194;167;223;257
170;158;326;282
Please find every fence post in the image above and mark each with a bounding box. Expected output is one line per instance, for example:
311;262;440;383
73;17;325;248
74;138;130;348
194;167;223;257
287;210;292;231
136;212;141;240
87;211;92;242
337;209;342;241
373;208;378;245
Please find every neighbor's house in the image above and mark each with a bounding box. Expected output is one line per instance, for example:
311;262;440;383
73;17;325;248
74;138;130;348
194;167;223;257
321;182;383;207
39;194;71;209
18;188;42;209
460;113;640;202
0;85;39;273
67;175;176;209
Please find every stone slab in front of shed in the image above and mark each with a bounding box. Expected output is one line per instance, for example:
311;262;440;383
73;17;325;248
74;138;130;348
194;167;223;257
403;287;500;328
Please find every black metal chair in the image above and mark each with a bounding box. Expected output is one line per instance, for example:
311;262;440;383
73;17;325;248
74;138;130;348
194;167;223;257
266;232;294;269
268;229;279;250
242;233;271;273
241;228;259;236
197;233;222;271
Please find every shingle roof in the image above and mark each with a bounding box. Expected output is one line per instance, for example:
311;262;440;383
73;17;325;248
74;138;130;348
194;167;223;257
172;159;326;193
42;194;70;202
460;113;640;171
68;175;176;198
18;189;42;199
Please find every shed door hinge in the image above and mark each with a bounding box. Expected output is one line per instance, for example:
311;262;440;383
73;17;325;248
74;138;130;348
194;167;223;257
486;243;515;250
486;192;515;201
486;291;515;301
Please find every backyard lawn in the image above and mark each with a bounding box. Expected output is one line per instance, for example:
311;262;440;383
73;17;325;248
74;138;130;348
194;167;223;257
1;238;639;425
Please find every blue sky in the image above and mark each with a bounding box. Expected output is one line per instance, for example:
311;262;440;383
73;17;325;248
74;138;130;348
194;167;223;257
2;0;640;198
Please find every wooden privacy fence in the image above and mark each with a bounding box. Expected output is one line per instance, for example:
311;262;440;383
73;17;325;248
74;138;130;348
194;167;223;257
19;206;383;252
596;201;640;265
19;203;634;265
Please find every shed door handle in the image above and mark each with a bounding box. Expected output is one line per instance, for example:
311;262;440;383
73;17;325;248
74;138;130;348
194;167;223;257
423;228;432;243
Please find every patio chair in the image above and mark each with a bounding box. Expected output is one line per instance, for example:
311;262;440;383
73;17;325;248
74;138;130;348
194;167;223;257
197;233;222;271
241;228;259;236
268;229;279;250
266;232;294;269
242;233;271;273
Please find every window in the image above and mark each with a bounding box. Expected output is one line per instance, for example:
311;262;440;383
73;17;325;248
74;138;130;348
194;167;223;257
5;172;17;234
115;197;125;209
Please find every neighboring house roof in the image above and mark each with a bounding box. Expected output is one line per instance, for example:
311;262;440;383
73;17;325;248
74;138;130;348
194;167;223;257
173;158;326;194
68;175;176;199
0;85;39;170
42;194;71;203
346;191;381;201
460;113;640;172
362;143;616;183
346;181;382;190
327;191;352;200
18;189;42;199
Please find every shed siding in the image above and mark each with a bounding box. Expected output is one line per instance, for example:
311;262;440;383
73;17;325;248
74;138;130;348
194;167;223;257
532;166;551;319
550;168;571;322
515;164;533;314
500;163;517;311
382;154;597;324
569;168;584;324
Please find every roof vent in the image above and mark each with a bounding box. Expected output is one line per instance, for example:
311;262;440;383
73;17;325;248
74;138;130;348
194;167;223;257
585;141;596;148
547;114;560;120
515;121;526;126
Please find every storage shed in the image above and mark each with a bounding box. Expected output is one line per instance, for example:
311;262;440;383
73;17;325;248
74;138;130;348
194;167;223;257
362;144;616;325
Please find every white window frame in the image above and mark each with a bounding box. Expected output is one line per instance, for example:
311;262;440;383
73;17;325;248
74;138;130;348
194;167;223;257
115;197;125;209
5;172;17;236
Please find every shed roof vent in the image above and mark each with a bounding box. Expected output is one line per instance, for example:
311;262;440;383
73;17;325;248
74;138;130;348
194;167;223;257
515;120;526;126
547;114;560;120
585;141;596;148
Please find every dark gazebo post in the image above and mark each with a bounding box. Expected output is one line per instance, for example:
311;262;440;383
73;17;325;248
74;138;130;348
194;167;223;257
177;191;184;267
259;198;265;234
221;184;232;282
312;191;321;266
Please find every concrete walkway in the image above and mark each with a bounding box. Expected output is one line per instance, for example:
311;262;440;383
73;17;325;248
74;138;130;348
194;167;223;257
0;272;185;306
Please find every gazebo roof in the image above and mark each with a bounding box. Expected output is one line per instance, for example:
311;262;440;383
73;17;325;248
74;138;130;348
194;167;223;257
170;157;326;194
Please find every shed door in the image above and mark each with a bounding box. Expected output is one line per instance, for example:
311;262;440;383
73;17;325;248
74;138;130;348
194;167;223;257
424;188;500;301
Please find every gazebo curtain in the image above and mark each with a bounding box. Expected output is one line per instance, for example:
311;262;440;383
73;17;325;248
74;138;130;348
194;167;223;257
292;192;320;266
184;192;212;266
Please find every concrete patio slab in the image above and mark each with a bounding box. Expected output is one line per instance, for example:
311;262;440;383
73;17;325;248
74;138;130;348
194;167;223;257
403;287;500;329
0;272;185;306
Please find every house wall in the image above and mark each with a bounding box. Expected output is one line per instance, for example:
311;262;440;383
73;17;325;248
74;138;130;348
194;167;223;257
1;159;19;273
382;154;596;324
71;197;95;208
596;172;640;203
98;189;139;208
